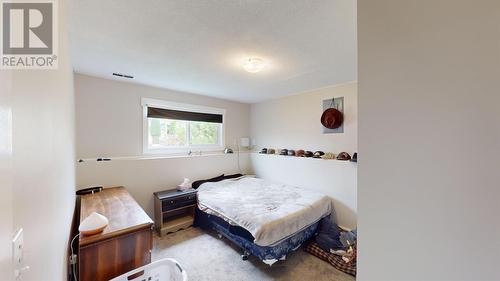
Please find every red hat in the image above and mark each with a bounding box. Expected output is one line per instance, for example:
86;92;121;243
321;108;343;129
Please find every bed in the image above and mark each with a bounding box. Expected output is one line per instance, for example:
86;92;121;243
195;176;333;265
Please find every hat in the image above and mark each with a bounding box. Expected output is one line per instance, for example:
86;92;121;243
296;149;305;157
279;149;288;156
321;108;343;129
259;148;267;154
313;151;325;158
304;151;314;157
336;152;351;161
350;152;357;162
321;152;335;159
267;148;276;154
287;150;296;156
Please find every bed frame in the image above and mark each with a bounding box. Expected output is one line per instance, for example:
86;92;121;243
195;208;320;266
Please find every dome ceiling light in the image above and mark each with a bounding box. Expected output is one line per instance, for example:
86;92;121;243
242;58;266;73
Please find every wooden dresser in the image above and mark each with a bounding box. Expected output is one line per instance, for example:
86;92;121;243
78;187;153;281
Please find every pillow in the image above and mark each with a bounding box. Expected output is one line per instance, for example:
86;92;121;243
192;174;225;189
224;173;244;180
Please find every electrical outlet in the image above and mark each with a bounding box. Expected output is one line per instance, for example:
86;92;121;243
12;228;29;280
12;228;23;267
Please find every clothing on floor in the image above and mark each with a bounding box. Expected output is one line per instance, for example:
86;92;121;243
315;217;358;254
340;228;357;247
315;217;344;251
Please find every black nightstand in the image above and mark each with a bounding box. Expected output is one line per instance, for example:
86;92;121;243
153;188;197;236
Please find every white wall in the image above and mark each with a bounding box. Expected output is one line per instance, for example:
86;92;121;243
358;1;500;280
75;74;252;218
75;74;250;158
250;82;357;154
250;83;358;228
77;153;251;220
250;154;356;229
0;64;13;281
9;0;76;280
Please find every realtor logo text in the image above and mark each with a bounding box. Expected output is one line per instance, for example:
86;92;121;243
1;1;58;69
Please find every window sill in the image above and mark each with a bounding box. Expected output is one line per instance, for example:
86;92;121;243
144;146;224;155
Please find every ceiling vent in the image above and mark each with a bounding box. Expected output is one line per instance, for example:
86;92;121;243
112;72;134;79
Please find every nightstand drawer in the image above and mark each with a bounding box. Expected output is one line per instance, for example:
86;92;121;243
162;194;196;211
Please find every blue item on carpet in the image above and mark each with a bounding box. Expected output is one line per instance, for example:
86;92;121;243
315;217;345;252
340;228;357;247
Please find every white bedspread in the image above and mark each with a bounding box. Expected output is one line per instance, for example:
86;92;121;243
197;177;333;246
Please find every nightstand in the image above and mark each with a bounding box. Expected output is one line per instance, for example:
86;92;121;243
153;188;197;236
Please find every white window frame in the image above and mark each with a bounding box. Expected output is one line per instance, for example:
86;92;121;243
142;98;225;155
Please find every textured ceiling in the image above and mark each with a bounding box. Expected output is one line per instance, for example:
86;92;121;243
70;0;357;103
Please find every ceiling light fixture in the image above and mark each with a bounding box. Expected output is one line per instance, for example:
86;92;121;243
242;58;266;73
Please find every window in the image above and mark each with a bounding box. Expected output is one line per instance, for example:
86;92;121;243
142;98;225;154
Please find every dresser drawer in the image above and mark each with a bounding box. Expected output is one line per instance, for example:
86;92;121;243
162;194;196;211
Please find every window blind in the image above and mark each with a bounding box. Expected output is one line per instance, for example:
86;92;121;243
147;107;223;123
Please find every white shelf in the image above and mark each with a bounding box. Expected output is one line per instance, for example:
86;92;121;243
77;151;252;162
252;152;357;163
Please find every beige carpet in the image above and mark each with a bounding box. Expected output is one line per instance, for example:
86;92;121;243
152;227;355;281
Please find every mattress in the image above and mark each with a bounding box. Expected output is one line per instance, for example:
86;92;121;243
197;177;333;246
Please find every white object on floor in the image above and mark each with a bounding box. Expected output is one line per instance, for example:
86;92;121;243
330;249;347;256
78;212;109;235
110;258;187;281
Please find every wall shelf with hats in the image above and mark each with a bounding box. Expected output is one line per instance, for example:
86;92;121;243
253;149;357;163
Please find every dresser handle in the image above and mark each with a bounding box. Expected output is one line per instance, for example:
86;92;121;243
170;200;174;204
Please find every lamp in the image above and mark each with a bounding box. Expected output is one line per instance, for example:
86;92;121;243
240;137;250;148
79;212;109;235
